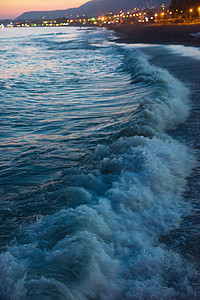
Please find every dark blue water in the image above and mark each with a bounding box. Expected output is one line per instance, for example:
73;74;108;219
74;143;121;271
0;27;199;299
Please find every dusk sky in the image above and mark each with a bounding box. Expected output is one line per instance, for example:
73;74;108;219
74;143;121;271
0;0;88;19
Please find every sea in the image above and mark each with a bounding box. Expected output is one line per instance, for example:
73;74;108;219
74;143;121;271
0;26;199;299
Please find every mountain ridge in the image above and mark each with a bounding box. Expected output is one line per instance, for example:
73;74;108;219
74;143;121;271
15;0;170;21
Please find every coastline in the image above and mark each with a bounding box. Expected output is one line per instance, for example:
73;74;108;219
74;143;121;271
107;24;200;264
0;25;200;298
107;23;200;47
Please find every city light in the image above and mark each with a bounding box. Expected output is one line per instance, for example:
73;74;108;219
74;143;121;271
1;4;200;29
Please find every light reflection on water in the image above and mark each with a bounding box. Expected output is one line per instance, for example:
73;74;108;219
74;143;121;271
0;27;199;299
0;27;140;189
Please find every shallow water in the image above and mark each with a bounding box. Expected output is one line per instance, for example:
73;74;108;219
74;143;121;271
0;27;199;299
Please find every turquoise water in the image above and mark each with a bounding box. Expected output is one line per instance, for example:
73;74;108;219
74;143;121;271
0;27;199;299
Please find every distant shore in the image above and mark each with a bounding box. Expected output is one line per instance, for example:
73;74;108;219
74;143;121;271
107;23;200;47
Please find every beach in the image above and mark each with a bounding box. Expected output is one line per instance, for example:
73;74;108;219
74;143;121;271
108;23;200;46
0;26;200;299
108;23;200;261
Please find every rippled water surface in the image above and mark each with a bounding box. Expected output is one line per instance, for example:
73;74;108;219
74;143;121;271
0;27;199;299
1;28;137;183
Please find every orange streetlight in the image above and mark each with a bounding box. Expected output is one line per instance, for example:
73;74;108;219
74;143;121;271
189;9;193;23
161;12;164;23
198;7;200;22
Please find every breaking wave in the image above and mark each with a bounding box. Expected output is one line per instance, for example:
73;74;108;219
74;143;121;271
0;42;199;300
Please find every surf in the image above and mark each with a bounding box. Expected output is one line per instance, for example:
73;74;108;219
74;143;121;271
0;28;199;299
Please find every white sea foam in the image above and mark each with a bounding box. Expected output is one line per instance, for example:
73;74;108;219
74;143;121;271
118;41;200;61
0;136;197;299
118;49;190;138
0;39;199;300
166;44;200;61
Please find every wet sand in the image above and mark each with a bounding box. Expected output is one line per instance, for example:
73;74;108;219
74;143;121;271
108;23;200;46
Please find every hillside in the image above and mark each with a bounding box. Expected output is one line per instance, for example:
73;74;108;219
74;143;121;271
16;0;169;20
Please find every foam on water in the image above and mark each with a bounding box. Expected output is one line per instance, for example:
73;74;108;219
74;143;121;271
166;44;200;61
0;29;199;299
120;42;200;61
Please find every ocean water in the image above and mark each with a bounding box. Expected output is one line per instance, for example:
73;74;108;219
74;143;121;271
0;27;199;299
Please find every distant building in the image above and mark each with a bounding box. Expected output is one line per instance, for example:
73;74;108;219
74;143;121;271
170;0;200;11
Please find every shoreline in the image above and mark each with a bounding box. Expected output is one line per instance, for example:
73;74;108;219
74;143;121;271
107;23;200;47
107;23;200;264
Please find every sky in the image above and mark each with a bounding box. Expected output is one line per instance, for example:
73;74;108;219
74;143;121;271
0;0;88;19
